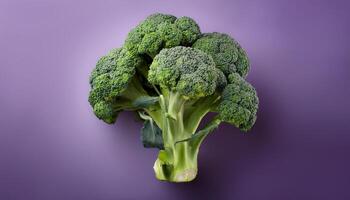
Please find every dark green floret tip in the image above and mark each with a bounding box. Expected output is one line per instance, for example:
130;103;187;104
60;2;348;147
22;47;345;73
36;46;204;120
93;101;118;124
192;32;250;78
88;47;148;123
89;48;122;84
174;16;201;45
125;13;201;58
148;46;217;98
218;73;259;131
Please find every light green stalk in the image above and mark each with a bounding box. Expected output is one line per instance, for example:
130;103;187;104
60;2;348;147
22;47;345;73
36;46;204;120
148;91;221;182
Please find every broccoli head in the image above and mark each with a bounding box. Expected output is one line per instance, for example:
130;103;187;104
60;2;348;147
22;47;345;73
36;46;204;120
192;32;250;77
125;13;201;58
88;48;147;123
218;73;259;131
88;13;259;182
148;46;218;99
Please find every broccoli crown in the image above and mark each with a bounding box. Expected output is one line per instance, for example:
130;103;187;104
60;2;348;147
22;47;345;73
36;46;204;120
88;48;144;123
192;32;250;78
148;46;218;98
218;73;259;131
125;13;201;58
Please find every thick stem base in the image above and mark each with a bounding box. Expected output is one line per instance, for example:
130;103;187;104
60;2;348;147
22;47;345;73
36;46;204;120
154;162;197;182
153;159;198;182
153;143;198;182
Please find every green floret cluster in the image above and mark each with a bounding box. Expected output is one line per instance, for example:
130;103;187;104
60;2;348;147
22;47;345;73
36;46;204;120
88;13;259;182
88;48;146;123
193;32;250;77
148;46;218;98
218;73;259;131
125;13;201;58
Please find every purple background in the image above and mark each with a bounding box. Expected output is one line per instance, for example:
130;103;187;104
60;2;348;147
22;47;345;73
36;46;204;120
1;0;350;199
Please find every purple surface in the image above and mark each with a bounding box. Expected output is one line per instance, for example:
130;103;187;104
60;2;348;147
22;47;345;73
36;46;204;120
1;0;350;199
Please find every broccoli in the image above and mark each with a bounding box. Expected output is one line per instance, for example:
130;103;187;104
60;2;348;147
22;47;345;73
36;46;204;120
88;13;259;182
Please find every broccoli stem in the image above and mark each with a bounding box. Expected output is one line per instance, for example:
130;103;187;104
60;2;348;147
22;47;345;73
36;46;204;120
184;93;221;134
151;91;220;182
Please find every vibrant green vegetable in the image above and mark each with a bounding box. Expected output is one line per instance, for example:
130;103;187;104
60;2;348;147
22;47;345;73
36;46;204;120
88;13;259;182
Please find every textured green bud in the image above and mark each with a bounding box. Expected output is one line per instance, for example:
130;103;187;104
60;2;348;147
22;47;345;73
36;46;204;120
193;32;250;78
88;47;143;123
148;46;217;98
89;48;122;84
93;101;118;124
125;13;201;58
174;16;201;45
218;73;258;131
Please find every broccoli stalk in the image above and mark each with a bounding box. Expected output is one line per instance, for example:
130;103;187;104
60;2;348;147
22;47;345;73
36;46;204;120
149;91;221;182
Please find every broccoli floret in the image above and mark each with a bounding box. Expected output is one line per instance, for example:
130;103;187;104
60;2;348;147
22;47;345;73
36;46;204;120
88;13;259;182
192;32;250;78
125;13;201;58
88;48;148;123
89;48;121;84
93;101;118;124
148;46;218;98
218;73;259;131
174;16;201;45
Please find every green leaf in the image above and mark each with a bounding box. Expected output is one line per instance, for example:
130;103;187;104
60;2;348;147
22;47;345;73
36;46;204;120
132;96;159;108
141;119;164;149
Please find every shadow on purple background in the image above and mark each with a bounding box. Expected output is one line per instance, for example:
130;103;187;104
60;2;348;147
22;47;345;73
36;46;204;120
0;0;350;199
